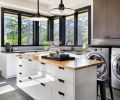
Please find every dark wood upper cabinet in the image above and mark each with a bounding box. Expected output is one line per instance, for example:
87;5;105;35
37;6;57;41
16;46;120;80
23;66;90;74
93;0;120;39
93;0;108;39
108;0;120;39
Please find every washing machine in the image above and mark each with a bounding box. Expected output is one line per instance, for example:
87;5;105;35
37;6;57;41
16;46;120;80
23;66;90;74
86;48;109;78
111;48;120;90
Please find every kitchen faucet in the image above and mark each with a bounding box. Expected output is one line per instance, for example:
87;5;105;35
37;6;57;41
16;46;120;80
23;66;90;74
65;40;74;51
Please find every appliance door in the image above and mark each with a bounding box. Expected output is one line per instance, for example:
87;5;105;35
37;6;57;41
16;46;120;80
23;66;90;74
112;56;120;80
87;53;107;77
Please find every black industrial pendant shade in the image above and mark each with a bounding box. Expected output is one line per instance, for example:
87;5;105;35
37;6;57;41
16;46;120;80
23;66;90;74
49;0;75;16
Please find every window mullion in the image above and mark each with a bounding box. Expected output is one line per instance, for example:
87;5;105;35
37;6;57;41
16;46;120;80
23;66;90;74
18;13;21;46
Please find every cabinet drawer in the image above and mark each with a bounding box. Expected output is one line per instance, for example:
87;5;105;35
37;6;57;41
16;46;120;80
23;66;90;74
17;79;40;99
52;65;74;83
35;80;51;100
39;62;51;73
52;89;74;100
51;77;74;97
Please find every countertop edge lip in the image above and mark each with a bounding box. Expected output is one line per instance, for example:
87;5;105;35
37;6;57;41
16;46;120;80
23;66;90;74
16;55;106;70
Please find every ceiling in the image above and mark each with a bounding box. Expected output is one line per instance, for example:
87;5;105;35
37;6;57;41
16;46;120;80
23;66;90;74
27;0;92;9
0;0;92;16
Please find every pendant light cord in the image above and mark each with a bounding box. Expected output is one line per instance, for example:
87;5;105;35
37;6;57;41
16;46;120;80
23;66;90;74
61;0;63;4
37;0;39;14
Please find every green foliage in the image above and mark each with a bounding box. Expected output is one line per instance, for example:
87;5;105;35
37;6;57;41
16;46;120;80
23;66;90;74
42;41;50;46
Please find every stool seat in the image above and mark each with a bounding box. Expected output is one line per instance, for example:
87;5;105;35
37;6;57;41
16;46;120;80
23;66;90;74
97;77;113;100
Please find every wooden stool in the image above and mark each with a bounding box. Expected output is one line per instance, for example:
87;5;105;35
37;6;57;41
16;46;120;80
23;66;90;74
97;77;113;100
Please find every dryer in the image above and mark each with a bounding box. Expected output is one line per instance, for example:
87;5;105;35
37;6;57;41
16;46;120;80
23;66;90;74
111;48;120;90
86;48;109;78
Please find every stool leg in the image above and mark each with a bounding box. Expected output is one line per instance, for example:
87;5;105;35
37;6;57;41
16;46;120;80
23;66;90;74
97;84;98;96
100;83;106;100
109;83;114;100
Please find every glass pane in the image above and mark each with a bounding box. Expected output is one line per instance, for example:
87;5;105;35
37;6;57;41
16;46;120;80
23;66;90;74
4;13;18;45
65;16;74;45
39;18;48;45
21;16;33;45
78;12;88;45
54;19;59;45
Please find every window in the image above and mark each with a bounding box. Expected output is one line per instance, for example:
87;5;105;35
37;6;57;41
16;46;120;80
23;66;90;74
78;11;88;45
2;8;49;46
21;16;33;45
65;15;74;45
53;19;59;45
39;18;48;45
4;13;18;45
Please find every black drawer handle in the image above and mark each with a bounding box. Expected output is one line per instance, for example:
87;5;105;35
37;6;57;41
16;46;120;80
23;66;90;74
41;62;45;65
41;83;45;86
19;65;22;67
28;59;32;61
58;67;64;70
19;57;22;59
19;80;22;82
58;91;65;96
58;79;64;83
19;72;22;75
28;77;32;80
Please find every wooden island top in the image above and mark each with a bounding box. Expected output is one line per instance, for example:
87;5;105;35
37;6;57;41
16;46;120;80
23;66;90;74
17;54;105;70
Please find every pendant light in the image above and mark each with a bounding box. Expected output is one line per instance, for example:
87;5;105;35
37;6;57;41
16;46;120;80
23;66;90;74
49;0;75;16
29;0;47;21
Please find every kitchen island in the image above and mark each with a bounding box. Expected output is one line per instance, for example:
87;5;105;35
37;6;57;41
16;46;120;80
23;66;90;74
16;53;105;100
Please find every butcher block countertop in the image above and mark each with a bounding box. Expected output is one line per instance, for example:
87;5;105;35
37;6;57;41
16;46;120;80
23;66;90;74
17;54;105;70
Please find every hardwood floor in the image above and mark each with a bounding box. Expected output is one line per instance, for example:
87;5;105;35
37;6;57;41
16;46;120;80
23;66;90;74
0;76;120;100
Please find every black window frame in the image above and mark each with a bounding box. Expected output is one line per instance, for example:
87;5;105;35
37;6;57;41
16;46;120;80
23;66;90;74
1;7;49;47
64;6;91;46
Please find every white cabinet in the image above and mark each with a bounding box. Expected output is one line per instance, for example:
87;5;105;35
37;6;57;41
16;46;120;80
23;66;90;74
52;65;74;83
17;57;97;100
0;53;18;79
52;88;74;100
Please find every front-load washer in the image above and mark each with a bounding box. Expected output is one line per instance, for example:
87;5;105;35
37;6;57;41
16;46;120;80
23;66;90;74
111;48;120;90
86;48;109;78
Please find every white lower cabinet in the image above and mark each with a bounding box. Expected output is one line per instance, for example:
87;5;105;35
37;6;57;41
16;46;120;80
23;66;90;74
51;77;74;97
17;57;97;100
35;82;51;100
52;65;74;83
52;88;74;100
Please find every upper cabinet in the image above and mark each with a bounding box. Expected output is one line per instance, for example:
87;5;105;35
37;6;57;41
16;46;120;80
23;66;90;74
93;0;108;39
93;0;120;39
108;0;120;39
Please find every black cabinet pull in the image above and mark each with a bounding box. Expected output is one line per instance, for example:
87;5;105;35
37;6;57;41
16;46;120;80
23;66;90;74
58;79;64;83
58;91;65;96
28;59;32;61
41;83;45;86
28;77;32;80
58;67;64;70
19;65;22;67
19;57;22;59
19;72;22;75
19;80;22;82
41;62;45;65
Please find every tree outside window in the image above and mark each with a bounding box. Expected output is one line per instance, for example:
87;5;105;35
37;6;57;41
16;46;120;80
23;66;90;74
21;16;33;45
78;12;88;45
4;13;18;45
39;19;48;45
65;16;74;45
54;19;59;45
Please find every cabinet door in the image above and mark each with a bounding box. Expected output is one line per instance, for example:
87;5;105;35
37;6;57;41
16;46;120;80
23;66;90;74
108;0;120;39
22;59;40;78
93;0;108;39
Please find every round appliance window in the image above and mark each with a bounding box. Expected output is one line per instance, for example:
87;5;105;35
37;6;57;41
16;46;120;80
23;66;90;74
87;53;107;77
113;56;120;80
